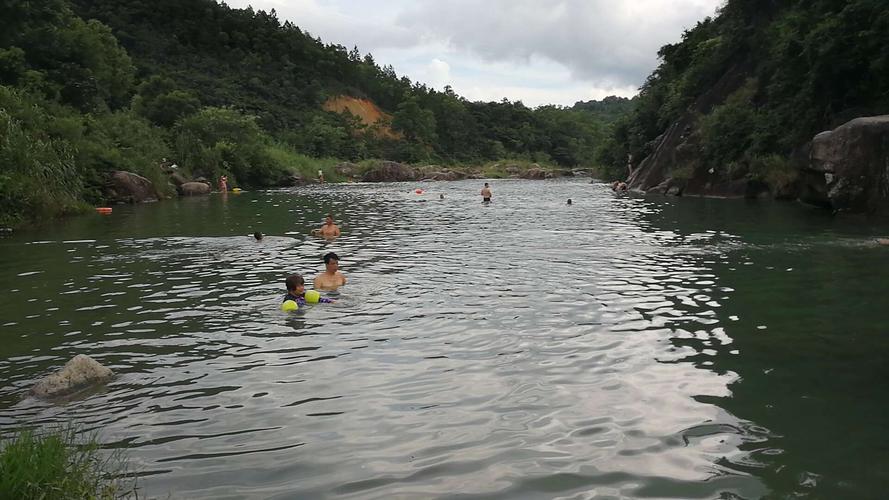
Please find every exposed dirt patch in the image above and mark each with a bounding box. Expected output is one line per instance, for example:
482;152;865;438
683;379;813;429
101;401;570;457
323;96;399;138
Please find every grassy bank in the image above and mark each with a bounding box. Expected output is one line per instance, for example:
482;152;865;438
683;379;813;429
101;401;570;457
0;427;137;499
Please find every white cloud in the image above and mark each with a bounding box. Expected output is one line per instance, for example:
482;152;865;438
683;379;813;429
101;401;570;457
224;0;723;105
424;58;452;90
396;0;723;86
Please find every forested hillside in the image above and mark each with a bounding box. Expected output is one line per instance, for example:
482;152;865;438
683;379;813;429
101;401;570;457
599;0;889;198
0;0;629;226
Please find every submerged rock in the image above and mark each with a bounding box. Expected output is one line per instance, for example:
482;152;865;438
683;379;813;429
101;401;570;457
810;116;889;215
31;355;114;398
106;171;157;204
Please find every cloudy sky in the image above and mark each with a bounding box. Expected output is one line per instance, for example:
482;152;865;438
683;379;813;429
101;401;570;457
226;0;723;106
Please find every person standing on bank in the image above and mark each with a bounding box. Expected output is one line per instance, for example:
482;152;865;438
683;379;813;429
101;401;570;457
481;182;492;203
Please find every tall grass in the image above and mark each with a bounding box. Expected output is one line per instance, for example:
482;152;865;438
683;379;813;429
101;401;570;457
0;426;137;499
264;143;342;183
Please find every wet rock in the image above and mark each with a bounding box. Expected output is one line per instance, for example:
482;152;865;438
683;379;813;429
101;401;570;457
31;355;113;399
810;116;889;214
423;171;461;181
178;181;211;196
521;168;547;180
106;171;157;204
169;171;188;187
361;161;416;182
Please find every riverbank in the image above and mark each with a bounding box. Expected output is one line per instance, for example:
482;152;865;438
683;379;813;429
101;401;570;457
0;149;584;230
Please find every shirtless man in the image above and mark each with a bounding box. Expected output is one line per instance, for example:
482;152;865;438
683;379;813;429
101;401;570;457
314;252;347;290
481;182;492;203
311;214;340;238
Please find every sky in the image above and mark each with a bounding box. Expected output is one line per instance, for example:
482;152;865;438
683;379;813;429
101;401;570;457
225;0;724;107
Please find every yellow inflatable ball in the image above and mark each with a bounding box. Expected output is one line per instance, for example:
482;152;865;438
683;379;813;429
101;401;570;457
305;290;321;304
281;300;299;312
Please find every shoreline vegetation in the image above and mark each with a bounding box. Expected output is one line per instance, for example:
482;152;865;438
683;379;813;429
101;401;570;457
0;0;630;230
0;426;138;499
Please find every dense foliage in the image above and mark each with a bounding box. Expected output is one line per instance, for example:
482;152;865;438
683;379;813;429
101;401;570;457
600;0;889;182
70;0;629;166
0;0;631;226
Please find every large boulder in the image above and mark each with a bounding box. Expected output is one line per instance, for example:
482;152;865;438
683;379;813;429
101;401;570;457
106;171;157;203
31;355;114;398
169;171;188;187
521;168;548;180
421;171;461;181
810;116;889;214
178;181;211;196
361;161;416;182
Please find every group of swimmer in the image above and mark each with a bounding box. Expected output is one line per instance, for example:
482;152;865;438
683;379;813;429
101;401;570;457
279;251;347;311
250;214;346;311
273;179;628;311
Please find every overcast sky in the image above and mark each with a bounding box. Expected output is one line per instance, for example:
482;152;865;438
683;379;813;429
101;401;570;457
225;0;723;106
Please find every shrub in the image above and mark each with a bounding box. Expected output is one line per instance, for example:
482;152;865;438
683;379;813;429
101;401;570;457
174;107;290;187
0;426;137;499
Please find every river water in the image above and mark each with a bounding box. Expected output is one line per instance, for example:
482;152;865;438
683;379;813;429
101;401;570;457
1;179;888;499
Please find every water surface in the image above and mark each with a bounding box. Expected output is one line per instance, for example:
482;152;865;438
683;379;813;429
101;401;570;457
1;179;888;499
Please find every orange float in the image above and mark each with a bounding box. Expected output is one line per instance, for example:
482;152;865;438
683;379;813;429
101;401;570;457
95;207;113;215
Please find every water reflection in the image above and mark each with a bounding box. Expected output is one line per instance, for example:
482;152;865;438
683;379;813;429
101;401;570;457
1;180;886;498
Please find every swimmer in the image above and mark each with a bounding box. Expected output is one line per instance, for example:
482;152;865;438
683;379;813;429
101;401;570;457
284;274;334;305
219;175;228;192
481;182;492;203
311;214;340;238
313;252;347;290
567;198;572;205
253;232;263;241
440;194;445;200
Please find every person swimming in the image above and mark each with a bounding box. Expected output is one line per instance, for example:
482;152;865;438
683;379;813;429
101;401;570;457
311;214;341;238
567;198;572;205
313;252;347;290
253;232;263;241
283;274;333;305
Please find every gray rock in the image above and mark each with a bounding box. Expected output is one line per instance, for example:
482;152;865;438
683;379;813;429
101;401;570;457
179;181;211;196
31;354;113;398
169;171;188;187
106;171;157;204
361;161;416;182
810;116;889;214
521;168;547;180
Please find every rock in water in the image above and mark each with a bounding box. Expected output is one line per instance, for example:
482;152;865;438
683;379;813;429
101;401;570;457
361;161;416;182
810;116;889;215
106;171;158;203
178;181;211;196
31;355;114;398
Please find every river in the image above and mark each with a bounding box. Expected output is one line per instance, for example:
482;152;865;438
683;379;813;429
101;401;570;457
1;178;888;499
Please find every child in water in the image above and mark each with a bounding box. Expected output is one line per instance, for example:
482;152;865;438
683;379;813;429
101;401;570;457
283;274;334;305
